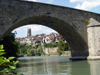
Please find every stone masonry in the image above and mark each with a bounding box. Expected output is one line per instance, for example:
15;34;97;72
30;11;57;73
87;18;100;59
1;0;100;59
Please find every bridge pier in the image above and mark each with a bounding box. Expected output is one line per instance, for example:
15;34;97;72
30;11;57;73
70;18;100;60
87;18;100;60
69;50;89;60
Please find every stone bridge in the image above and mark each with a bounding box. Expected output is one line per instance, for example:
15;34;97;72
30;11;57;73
0;0;100;59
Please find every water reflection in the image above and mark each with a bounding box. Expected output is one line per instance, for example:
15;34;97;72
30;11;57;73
88;60;100;75
17;56;100;75
17;56;71;75
70;60;90;75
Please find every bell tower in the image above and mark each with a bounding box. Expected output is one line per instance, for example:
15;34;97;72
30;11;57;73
27;28;31;37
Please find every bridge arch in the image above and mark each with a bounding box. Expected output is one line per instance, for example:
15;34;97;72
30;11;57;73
2;16;89;57
5;0;100;59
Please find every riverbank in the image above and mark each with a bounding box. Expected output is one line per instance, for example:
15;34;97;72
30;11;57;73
43;47;71;56
43;51;71;56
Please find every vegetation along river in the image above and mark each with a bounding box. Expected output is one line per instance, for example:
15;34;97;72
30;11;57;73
17;56;100;75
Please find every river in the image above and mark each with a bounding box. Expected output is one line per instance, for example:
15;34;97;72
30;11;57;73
17;56;100;75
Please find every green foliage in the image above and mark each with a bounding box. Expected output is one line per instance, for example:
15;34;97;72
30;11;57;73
0;45;19;75
52;43;58;47
39;45;45;55
85;19;90;25
27;48;35;56
17;43;44;56
0;32;19;58
44;43;58;48
40;34;46;36
57;41;64;56
57;40;70;56
17;40;70;56
17;43;30;56
44;43;52;48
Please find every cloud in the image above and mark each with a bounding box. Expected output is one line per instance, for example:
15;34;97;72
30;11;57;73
70;0;100;10
29;25;57;35
37;0;53;3
70;0;86;3
27;0;37;2
29;25;43;34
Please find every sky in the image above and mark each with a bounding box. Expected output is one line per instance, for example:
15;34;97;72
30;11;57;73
13;0;100;37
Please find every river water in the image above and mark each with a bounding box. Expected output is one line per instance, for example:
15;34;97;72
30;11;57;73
17;56;100;75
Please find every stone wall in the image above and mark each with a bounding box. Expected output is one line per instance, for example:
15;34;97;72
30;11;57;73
87;18;100;59
43;47;58;55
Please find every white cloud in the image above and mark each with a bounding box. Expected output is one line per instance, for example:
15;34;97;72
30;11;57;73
27;0;37;2
70;0;86;3
29;25;43;34
29;25;57;35
70;0;100;10
37;0;53;3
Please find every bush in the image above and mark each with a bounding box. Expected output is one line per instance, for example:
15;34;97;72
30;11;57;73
44;43;58;48
17;43;45;56
27;49;35;56
0;32;19;58
57;40;70;56
0;45;19;75
44;43;52;48
17;41;70;56
52;43;58;47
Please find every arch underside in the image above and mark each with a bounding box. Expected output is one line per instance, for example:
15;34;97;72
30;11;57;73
3;16;89;57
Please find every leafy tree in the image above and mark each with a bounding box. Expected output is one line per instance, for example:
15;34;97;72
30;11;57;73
57;41;64;56
17;42;34;56
17;43;43;56
52;43;58;47
64;43;70;51
57;40;70;56
27;48;35;56
40;33;46;36
0;32;19;58
17;40;70;56
44;43;58;48
44;43;52;48
0;45;19;75
39;45;45;55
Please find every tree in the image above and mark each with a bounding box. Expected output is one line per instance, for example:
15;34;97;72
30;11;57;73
57;41;64;56
40;33;46;36
39;45;45;55
0;45;19;75
57;40;70;56
0;32;19;58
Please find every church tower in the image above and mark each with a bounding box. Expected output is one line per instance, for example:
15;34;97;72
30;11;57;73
27;28;31;37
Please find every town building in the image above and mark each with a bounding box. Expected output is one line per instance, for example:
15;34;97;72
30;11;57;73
15;28;66;46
